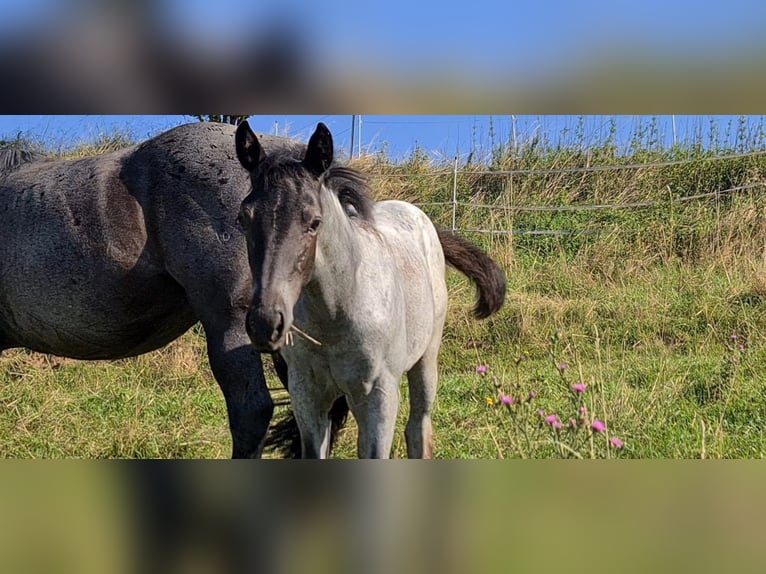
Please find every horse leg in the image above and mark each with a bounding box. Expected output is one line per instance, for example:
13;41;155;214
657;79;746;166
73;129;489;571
162;235;275;457
289;373;335;458
405;329;443;459
204;324;274;458
352;376;400;459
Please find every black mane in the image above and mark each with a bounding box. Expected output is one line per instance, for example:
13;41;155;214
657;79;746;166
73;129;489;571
0;147;46;175
254;151;376;225
323;164;376;224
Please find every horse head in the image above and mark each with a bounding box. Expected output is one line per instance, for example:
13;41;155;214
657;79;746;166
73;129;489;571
236;121;332;352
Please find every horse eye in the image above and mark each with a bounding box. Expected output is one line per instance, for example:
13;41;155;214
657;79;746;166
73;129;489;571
308;218;322;234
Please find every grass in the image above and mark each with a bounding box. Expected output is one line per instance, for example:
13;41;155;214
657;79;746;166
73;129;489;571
1;116;766;458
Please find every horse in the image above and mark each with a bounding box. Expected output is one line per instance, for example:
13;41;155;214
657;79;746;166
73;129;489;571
236;121;507;458
0;121;345;458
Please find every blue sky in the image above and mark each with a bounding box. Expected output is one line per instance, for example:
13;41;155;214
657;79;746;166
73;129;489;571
2;115;765;164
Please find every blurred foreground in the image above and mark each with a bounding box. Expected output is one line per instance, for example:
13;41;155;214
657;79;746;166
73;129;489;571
2;0;766;112
0;463;764;574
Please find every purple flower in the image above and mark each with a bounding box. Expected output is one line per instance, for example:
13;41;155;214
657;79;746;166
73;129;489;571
571;383;587;393
557;362;569;372
537;409;546;417
527;391;537;401
591;420;606;433
610;437;624;449
545;414;562;430
500;395;514;406
579;406;588;417
730;333;738;340
569;418;578;428
476;365;488;375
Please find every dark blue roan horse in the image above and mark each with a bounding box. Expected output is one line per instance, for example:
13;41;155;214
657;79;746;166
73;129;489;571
0;121;342;458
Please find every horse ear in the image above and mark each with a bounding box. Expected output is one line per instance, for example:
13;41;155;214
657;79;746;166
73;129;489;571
304;122;333;176
235;121;264;171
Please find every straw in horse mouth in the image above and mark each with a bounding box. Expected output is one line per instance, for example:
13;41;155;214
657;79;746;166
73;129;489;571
285;323;322;346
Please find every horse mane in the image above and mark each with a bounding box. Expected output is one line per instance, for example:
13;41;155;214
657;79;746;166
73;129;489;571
323;164;376;224
0;147;47;175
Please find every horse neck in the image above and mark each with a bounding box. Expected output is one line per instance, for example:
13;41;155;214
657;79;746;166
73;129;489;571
304;187;363;318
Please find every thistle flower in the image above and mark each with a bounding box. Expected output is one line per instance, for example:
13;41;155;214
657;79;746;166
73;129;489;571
476;365;488;375
500;395;514;406
610;437;624;449
591;420;606;433
571;383;587;393
545;414;563;430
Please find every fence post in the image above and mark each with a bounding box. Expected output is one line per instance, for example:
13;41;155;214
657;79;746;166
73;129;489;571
358;115;362;158
451;156;459;232
671;115;677;146
511;115;517;150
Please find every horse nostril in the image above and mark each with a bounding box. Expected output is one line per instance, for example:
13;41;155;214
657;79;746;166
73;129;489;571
271;311;285;343
245;306;286;350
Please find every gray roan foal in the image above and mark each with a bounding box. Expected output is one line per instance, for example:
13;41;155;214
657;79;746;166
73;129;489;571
0;121;335;458
237;121;507;458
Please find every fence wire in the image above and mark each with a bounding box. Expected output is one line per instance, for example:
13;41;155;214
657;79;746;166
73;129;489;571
363;150;766;236
366;149;766;178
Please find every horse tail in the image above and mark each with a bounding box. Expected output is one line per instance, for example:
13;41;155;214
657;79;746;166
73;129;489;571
437;229;507;319
263;352;350;458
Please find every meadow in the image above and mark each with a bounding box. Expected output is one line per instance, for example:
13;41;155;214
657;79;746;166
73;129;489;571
1;117;765;458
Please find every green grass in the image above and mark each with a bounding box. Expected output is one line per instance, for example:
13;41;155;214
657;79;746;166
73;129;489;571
2;117;766;458
0;336;230;458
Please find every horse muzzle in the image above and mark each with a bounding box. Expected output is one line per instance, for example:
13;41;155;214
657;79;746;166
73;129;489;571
245;306;288;352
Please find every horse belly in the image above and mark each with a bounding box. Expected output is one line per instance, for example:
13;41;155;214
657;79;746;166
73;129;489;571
389;245;445;370
0;296;196;360
0;255;196;359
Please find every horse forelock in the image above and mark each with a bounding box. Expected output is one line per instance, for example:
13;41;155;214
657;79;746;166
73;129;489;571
247;155;318;246
250;151;306;197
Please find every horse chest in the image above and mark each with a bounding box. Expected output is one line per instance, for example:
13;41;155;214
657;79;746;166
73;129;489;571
283;332;397;392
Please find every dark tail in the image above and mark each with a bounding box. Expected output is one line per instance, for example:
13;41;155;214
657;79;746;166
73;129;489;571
263;352;350;458
437;229;507;318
